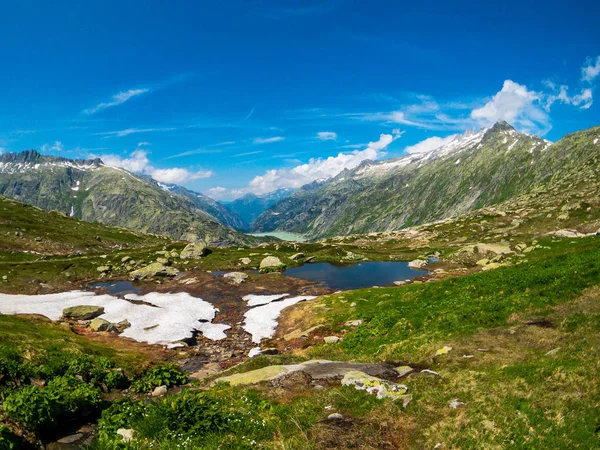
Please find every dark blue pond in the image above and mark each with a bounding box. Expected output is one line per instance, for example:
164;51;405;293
284;261;427;290
89;281;142;296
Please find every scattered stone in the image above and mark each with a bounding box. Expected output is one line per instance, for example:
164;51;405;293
350;302;357;307
156;257;169;265
152;385;168;397
327;413;344;421
304;256;316;263
449;398;466;409
341;370;411;404
62;305;105;320
324;336;340;344
121;256;131;263
223;272;249;285
345;319;363;327
116;429;136;443
545;347;561;356
96;265;111;273
393;280;407;286
240;257;251;265
180;242;208;259
408;259;428;269
290;253;305;260
89;318;111;332
259;256;286;272
435;346;453;357
476;258;490;267
394;366;415;378
420;369;440;377
115;319;131;332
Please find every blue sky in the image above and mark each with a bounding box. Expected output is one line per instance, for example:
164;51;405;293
1;0;599;199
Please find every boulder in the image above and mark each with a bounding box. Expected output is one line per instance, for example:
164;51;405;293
240;257;251;265
408;259;428;269
96;265;111;273
130;262;178;280
341;370;412;404
115;319;131;332
116;429;136;443
290;253;305;261
155;257;169;265
62;305;105;320
180;242;208;259
259;256;286;272
89;318;111;332
324;336;340;343
223;272;249;285
152;385;168;397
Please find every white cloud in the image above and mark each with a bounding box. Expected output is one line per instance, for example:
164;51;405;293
41;141;64;153
138;141;151;147
84;88;149;114
470;80;550;134
245;130;402;195
544;85;593;111
404;134;459;155
96;127;176;138
316;131;338;141
206;186;228;199
582;56;600;82
253;136;285;144
98;149;213;185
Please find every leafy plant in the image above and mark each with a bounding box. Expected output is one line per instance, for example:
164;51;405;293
130;364;187;393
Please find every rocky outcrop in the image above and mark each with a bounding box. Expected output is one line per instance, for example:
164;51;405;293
129;262;179;280
341;370;412;405
62;305;105;320
259;256;286;273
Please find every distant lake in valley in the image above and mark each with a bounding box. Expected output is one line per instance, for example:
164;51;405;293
248;232;307;242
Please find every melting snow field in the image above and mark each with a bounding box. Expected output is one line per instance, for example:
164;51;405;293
243;295;316;344
0;291;229;347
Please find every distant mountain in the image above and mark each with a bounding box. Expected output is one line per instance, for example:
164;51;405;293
154;182;246;231
252;121;600;239
0;150;253;246
225;188;295;230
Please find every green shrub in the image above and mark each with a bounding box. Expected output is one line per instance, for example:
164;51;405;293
0;425;20;450
97;398;146;434
3;376;102;437
130;364;187;393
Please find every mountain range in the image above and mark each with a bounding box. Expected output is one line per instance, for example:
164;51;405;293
252;121;600;238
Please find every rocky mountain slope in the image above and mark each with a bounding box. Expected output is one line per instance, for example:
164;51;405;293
253;122;600;238
225;188;295;230
0;151;251;246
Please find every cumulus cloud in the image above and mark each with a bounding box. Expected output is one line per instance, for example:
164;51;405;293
245;130;402;195
545;85;593;110
404;134;459;154
253;136;285;144
470;80;550;134
84;88;149;114
41;141;64;153
582;56;600;82
98;148;213;185
316;131;338;141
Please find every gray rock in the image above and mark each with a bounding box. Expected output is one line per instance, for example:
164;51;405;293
240;257;251;265
152;385;168;397
116;428;136;443
130;262;178;280
180;242;208;259
290;253;305;260
327;413;344;421
408;259;428;269
324;336;340;343
449;398;466;409
96;265;111;273
345;320;363;327
259;256;286;272
89;318;111;332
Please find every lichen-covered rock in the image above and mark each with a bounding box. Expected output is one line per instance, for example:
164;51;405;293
96;265;111;273
180;242;207;259
62;305;105;320
223;272;249;285
89;317;111;332
129;262;178;280
259;256;286;272
240;257;251;265
341;370;411;404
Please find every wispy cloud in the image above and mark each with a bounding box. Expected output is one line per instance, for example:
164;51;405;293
41;141;64;153
253;136;285;144
95;127;176;138
162;148;224;160
84;88;149;114
232;150;264;157
316;131;338;141
582;56;600;82
243;105;257;121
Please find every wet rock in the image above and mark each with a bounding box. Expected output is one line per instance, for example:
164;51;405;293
89;318;111;332
152;385;168;397
62;305;105;320
223;272;249;285
180;242;208;259
341;370;411;404
259;256;286;272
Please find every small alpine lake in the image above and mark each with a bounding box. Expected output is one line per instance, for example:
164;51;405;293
283;261;427;290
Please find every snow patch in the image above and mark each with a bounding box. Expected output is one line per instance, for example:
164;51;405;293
0;291;229;347
243;295;316;344
248;347;263;358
